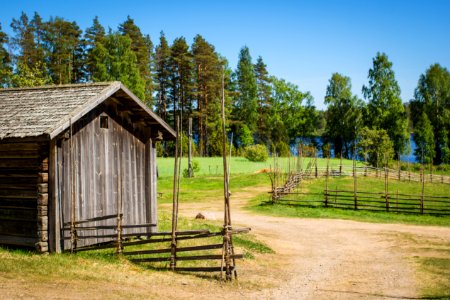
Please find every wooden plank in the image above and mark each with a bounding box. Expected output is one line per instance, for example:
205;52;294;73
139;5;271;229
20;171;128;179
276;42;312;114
0;207;37;221
0;219;37;236
0;158;40;169
0;183;37;190
175;267;235;273
0;198;37;208
0;143;41;151
0;234;37;247
130;255;242;263
48;139;59;252
0;189;37;199
62;214;118;226
123;243;224;256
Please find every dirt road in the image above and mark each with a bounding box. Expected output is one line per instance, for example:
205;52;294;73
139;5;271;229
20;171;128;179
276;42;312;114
176;187;450;299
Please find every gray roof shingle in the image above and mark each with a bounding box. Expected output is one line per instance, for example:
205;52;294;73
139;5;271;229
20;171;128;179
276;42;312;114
0;82;175;140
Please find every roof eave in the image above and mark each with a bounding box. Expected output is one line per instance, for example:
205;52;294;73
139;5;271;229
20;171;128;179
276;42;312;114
47;82;122;140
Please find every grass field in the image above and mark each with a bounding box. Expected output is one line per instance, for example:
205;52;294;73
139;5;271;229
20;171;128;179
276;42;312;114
156;156;363;177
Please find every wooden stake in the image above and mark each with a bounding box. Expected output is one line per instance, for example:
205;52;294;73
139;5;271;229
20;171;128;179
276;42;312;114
325;157;329;207
188;117;193;178
170;117;180;271
353;147;357;210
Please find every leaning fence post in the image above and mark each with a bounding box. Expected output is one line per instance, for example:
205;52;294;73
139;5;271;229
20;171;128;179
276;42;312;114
385;166;389;212
353;148;357;210
325;157;329;207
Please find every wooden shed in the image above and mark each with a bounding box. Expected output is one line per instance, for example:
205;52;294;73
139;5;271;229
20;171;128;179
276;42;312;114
0;82;175;253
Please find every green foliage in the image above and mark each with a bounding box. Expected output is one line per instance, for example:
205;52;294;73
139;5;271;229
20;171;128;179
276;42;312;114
83;16;105;81
0;23;11;87
414;112;435;164
169;37;194;127
155;32;171;121
324;72;363;158
119;16;154;105
235;46;258;132
254;56;272;144
275;141;291;157
412;64;450;164
11;61;52;87
182;159;200;177
238;124;254;147
362;52;409;155
42;17;84;84
358;127;394;167
270;76;317;144
244;144;269;162
92;32;145;99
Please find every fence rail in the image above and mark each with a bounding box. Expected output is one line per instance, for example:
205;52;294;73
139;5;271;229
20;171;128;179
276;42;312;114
270;159;450;216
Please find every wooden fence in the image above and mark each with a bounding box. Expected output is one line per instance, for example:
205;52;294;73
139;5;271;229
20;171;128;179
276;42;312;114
271;161;450;216
275;190;450;215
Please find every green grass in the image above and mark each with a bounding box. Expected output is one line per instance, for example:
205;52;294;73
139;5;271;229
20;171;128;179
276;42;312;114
156;156;362;177
157;172;269;204
247;176;450;227
418;256;450;298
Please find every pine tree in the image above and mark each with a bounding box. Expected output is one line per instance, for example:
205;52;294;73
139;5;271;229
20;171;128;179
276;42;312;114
119;16;154;105
42;17;83;84
92;32;145;99
30;12;46;69
155;32;171;122
192;34;222;156
235;46;258;134
0;23;12;87
10;12;36;67
84;16;105;81
254;56;272;145
169;37;193;129
362;52;408;156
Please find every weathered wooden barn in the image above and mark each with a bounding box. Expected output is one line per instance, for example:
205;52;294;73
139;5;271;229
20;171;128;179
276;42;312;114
0;82;175;253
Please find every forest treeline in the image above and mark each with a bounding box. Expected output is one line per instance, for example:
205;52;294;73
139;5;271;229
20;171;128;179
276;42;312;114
0;13;449;165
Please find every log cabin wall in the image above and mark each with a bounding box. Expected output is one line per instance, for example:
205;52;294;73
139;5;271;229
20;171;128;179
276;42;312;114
58;104;157;250
0;141;49;252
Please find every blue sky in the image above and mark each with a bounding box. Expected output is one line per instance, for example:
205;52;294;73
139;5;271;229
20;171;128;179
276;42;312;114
1;0;449;109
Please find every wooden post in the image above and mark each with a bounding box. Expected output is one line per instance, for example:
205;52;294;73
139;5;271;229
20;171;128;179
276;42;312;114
314;149;318;178
69;120;77;253
170;117;180;271
385;164;389;212
325;157;329;207
398;152;401;181
364;148;368;177
420;150;425;214
116;162;123;254
339;152;342;175
220;68;236;281
188;117;193;178
429;163;433;183
353;148;357;210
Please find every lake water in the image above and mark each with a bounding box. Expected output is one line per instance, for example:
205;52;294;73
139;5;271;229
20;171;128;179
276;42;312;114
291;134;418;163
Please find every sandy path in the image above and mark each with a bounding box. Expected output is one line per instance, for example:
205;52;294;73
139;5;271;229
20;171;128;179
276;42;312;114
175;186;450;299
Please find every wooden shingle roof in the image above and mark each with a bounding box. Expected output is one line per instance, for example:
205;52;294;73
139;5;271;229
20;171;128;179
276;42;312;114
0;82;175;140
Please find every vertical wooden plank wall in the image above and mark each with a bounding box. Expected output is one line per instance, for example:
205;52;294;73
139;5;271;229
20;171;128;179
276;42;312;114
60;111;152;249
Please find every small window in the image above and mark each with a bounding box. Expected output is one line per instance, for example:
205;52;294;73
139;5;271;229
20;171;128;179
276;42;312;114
100;116;109;129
